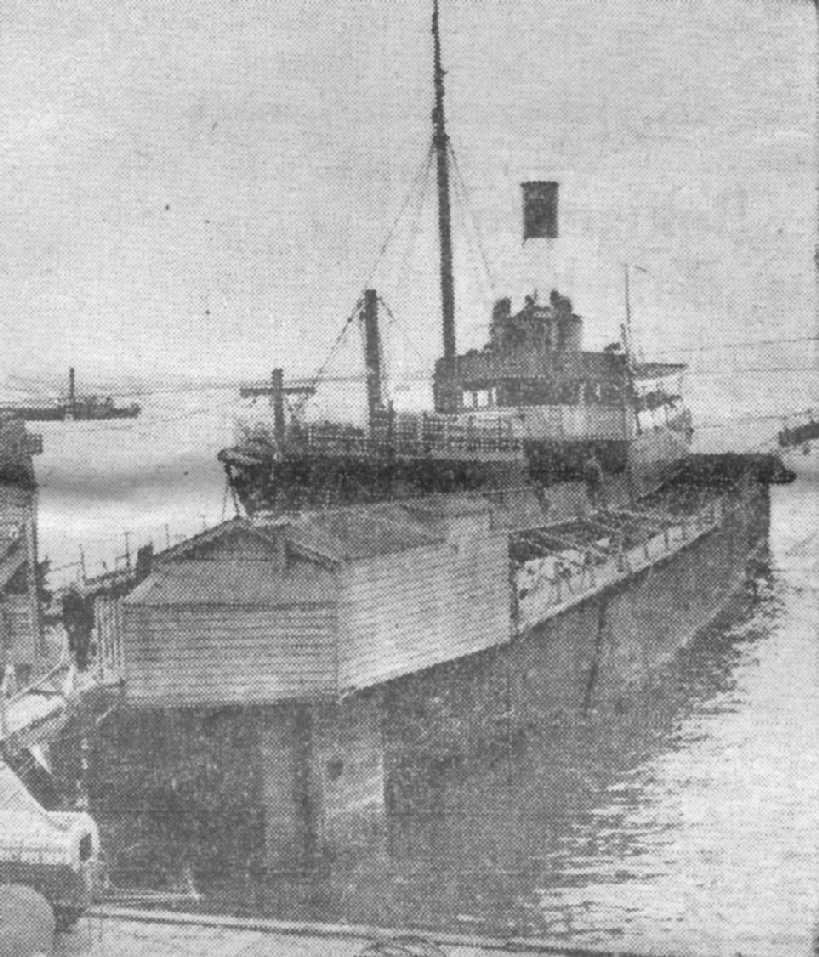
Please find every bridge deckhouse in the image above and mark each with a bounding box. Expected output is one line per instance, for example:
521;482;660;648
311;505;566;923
434;290;637;442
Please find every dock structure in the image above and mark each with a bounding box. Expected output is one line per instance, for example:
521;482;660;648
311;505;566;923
0;416;45;688
57;907;644;957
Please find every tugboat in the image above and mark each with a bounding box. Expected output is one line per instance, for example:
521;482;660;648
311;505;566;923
0;368;140;422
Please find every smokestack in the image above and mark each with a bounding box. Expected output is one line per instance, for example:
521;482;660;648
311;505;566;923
68;367;76;407
522;181;559;240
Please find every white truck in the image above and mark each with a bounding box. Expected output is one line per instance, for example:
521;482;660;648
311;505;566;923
0;761;101;928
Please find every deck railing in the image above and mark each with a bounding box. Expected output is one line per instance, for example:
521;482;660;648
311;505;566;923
302;413;526;458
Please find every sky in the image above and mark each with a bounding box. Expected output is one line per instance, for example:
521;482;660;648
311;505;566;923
0;0;815;395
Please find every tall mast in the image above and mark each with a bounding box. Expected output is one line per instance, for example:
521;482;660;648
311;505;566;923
432;0;456;367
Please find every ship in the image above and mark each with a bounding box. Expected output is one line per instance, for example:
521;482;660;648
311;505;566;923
218;1;784;519
0;369;140;422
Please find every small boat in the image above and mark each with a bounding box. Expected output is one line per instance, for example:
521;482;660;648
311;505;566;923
0;368;140;422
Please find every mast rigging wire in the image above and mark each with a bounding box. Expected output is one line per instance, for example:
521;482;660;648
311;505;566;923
377;295;429;369
293;145;437;415
448;151;494;321
362;142;436;292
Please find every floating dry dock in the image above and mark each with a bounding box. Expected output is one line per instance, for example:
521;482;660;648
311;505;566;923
76;457;772;869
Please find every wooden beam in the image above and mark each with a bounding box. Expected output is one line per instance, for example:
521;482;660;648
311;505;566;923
239;383;315;398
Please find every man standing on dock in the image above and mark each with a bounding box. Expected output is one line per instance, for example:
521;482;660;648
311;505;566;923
62;586;93;671
583;448;606;510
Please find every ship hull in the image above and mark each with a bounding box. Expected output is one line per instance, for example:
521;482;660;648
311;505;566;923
780;441;819;477
0;407;66;422
0;405;140;422
65;405;141;420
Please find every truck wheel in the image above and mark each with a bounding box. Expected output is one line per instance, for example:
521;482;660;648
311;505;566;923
54;907;83;931
0;883;55;954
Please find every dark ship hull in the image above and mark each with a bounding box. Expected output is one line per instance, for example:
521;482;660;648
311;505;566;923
0;403;141;422
0;406;66;422
66;403;141;420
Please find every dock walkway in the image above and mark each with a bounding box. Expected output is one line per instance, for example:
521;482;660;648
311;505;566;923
55;907;653;957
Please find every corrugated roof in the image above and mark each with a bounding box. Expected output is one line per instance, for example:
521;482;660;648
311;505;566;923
124;559;337;607
139;501;452;602
400;493;492;519
276;503;443;562
155;518;255;562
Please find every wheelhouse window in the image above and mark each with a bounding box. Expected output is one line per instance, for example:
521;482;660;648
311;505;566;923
463;388;495;410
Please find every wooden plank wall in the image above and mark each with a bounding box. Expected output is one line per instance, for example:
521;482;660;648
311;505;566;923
4;594;37;665
122;603;338;706
94;595;124;682
337;534;511;691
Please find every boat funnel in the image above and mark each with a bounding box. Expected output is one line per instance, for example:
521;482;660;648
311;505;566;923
522;181;559;239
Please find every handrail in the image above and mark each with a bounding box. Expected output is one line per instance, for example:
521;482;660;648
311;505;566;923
302;426;524;456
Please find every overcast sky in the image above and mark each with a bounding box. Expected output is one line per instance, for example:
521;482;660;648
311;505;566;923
1;0;814;393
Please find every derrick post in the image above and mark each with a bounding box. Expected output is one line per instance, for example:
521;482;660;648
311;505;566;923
362;290;383;433
271;368;286;445
432;0;456;375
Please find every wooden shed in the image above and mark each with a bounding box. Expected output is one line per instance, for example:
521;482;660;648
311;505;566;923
0;415;44;681
120;496;511;707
